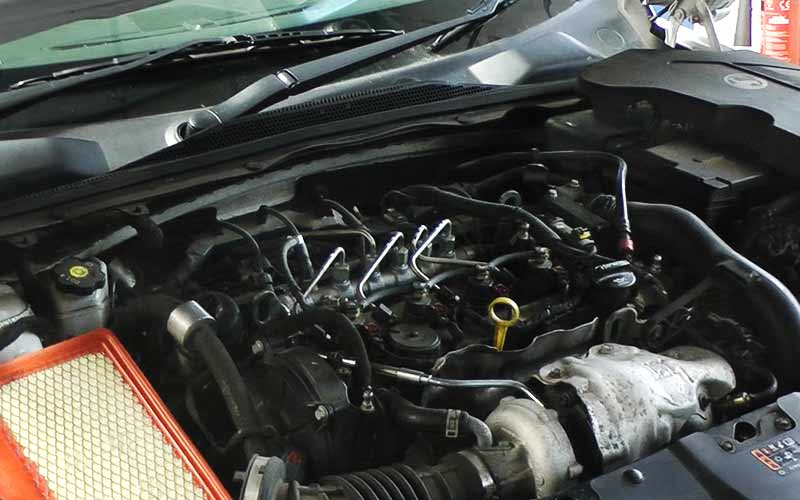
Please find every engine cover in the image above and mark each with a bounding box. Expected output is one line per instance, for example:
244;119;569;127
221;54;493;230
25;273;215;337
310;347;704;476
579;49;800;177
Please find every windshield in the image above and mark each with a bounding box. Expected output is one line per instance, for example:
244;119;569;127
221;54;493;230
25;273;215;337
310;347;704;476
0;0;430;69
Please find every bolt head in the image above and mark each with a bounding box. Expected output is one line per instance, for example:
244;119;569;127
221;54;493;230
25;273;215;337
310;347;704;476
623;468;645;484
360;388;376;413
720;441;735;452
567;464;584;479
547;188;558;199
251;340;265;355
598;344;614;355
776;416;793;431
547;368;563;379
314;405;330;421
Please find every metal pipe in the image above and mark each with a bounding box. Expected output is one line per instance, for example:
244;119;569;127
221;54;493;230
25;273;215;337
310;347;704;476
327;356;544;406
418;255;488;267
303;228;378;255
411;225;429;249
303;247;346;300
357;232;404;300
410;219;452;282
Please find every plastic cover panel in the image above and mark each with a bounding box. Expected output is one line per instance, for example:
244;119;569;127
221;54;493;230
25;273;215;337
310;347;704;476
0;329;229;500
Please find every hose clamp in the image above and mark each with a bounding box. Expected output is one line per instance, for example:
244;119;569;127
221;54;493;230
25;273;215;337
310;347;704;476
445;409;461;438
167;301;215;347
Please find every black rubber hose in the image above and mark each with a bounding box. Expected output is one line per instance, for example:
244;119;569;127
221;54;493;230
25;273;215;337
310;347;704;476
185;323;270;459
114;210;165;250
454;151;540;173
470;164;551;199
629;202;800;386
0;316;56;351
196;290;241;343
488;250;538;268
401;184;561;244
363;284;416;306
376;389;492;447
746;365;778;406
260;309;372;405
258;207;314;278
111;294;270;458
110;294;182;336
535;150;633;255
163;222;273;292
219;220;266;274
258;205;301;236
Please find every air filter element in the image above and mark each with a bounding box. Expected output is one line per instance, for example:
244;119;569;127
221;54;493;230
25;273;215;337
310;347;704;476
0;329;230;500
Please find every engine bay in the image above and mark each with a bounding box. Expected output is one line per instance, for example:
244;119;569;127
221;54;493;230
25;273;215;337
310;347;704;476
2;134;799;500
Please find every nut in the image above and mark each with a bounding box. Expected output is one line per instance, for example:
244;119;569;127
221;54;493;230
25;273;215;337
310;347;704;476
776;416;793;431
622;468;645;484
547;368;563;379
314;405;330;421
251;340;265;356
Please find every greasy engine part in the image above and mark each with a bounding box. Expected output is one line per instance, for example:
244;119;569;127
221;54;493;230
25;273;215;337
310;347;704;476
538;343;736;473
486;398;581;498
8;147;800;500
0;284;43;363
239;344;735;499
237;446;534;500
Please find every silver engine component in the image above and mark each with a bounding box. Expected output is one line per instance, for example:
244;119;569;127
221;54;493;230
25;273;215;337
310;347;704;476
0;284;42;363
486;399;581;498
487;343;735;498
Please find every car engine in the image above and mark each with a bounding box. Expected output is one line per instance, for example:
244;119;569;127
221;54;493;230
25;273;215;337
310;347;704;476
1;147;797;500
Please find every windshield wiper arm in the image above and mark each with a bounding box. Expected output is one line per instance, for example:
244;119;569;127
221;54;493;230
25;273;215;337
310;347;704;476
182;0;517;137
0;28;402;115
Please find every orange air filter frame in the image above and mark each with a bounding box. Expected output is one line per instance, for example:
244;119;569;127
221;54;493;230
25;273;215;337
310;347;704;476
0;329;231;500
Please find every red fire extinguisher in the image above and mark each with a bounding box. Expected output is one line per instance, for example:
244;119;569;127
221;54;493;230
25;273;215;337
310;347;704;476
762;0;800;63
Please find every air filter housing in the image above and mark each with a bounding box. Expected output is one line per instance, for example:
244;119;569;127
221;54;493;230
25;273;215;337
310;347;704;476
0;329;229;500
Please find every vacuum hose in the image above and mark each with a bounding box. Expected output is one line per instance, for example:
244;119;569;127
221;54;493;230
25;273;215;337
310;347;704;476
184;322;271;459
117;296;271;460
401;184;561;244
377;389;492;448
629;202;800;386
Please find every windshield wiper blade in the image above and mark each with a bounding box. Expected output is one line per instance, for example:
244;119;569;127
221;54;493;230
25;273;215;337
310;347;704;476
181;0;516;137
0;28;402;114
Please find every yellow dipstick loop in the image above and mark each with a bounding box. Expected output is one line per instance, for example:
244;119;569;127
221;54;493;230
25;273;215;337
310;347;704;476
488;297;520;351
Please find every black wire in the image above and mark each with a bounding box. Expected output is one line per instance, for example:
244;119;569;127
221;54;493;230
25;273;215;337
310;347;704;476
534;150;633;254
259;205;301;236
218;220;265;274
363;284;415;306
